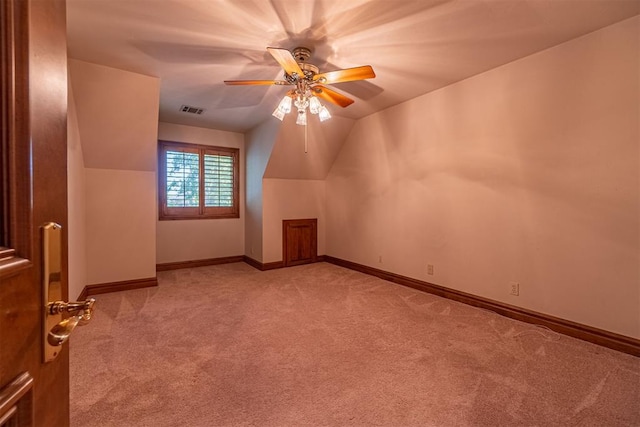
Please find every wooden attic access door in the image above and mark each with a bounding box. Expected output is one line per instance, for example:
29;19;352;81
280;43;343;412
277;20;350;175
282;219;317;267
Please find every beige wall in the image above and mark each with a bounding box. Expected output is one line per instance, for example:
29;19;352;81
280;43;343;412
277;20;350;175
85;169;157;283
262;179;326;263
67;79;87;299
69;59;159;285
156;122;245;263
326;17;640;338
244;119;280;262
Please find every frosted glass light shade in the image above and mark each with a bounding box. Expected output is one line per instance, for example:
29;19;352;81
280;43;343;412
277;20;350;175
272;107;285;121
309;96;321;114
318;105;331;122
296;109;307;126
277;95;292;113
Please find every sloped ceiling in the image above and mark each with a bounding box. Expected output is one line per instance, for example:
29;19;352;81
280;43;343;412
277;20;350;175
69;59;160;171
264;115;355;179
66;0;639;134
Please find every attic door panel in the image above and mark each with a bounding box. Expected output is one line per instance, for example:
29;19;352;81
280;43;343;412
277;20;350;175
288;226;311;262
283;219;317;267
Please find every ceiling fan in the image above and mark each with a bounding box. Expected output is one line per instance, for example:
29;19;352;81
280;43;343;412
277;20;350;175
224;47;375;125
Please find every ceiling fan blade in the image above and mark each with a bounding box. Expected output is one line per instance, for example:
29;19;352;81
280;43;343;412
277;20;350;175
224;80;288;86
312;85;354;108
314;65;376;84
267;47;303;77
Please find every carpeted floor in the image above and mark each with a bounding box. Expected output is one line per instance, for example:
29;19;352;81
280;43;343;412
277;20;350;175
70;262;640;426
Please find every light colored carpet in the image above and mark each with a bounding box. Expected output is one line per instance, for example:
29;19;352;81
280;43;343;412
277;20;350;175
70;262;640;426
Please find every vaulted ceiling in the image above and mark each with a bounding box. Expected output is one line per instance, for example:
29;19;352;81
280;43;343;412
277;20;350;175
66;0;639;134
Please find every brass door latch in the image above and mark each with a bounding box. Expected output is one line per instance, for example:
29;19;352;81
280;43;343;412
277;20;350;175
46;298;96;347
42;222;96;362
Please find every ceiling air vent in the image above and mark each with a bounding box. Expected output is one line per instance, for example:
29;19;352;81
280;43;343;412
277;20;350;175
179;105;205;115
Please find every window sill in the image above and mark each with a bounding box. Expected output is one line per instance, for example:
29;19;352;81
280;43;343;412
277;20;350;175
159;213;240;221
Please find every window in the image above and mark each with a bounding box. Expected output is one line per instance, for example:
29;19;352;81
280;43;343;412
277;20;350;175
158;141;239;220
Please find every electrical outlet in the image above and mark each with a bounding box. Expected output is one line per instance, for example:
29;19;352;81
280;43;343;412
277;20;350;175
427;264;434;275
510;282;520;296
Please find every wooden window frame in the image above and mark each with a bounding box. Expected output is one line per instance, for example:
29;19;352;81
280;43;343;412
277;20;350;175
158;140;239;221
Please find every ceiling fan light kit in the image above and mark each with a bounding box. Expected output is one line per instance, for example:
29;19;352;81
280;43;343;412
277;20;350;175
225;46;375;126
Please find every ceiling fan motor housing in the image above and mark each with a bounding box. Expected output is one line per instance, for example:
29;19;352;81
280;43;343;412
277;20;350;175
292;47;318;80
299;63;319;79
293;47;312;62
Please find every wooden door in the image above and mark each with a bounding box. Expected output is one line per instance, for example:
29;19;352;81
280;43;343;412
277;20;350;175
0;0;69;425
283;219;317;267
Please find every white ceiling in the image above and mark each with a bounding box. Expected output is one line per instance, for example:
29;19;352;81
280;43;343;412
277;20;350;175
66;0;639;133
